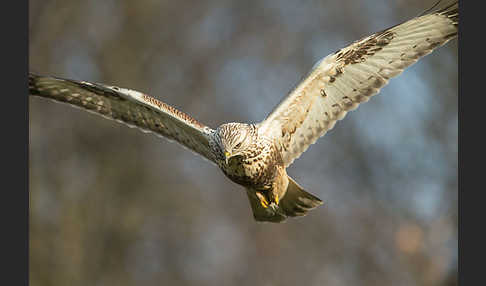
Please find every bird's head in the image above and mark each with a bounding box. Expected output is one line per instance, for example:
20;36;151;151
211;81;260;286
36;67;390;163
216;123;255;164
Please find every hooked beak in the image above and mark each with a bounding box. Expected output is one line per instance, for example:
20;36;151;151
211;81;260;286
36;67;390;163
224;151;231;164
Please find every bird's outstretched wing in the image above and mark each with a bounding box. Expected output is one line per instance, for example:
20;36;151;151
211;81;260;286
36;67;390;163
29;73;217;163
259;1;458;167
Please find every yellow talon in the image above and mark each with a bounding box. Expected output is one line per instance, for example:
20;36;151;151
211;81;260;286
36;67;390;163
274;194;279;204
259;196;269;208
260;198;269;208
256;191;270;208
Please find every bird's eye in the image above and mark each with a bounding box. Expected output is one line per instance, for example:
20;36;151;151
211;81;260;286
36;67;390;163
235;142;242;148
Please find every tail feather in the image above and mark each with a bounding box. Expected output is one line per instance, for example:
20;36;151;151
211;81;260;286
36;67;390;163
279;176;323;217
246;176;323;223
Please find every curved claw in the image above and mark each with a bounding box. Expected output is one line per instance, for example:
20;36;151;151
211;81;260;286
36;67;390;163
256;192;270;208
260;197;269;208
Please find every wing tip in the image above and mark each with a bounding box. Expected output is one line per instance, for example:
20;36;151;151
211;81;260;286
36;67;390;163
439;3;459;27
29;72;41;95
418;0;457;16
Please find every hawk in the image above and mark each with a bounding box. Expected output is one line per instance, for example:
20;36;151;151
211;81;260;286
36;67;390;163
29;1;458;222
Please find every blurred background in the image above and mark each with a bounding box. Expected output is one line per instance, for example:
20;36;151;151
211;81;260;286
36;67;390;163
29;0;458;285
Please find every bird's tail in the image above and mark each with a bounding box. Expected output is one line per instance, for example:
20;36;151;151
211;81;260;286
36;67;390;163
279;176;323;217
246;176;323;223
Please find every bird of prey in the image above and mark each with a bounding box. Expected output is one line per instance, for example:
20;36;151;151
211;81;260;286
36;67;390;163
29;1;458;223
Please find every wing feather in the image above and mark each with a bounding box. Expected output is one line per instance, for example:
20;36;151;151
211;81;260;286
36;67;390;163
260;1;458;167
29;73;217;163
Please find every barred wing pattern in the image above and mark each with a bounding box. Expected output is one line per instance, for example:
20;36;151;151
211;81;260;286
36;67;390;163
29;73;217;163
260;2;458;167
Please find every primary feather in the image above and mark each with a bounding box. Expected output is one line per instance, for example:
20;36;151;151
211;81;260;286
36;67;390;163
260;1;458;167
29;73;217;163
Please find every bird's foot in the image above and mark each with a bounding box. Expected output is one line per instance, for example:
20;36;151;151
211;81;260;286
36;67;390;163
256;191;280;209
260;197;269;208
256;192;270;208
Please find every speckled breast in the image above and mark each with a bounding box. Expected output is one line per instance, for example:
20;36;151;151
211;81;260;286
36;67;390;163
220;143;281;190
